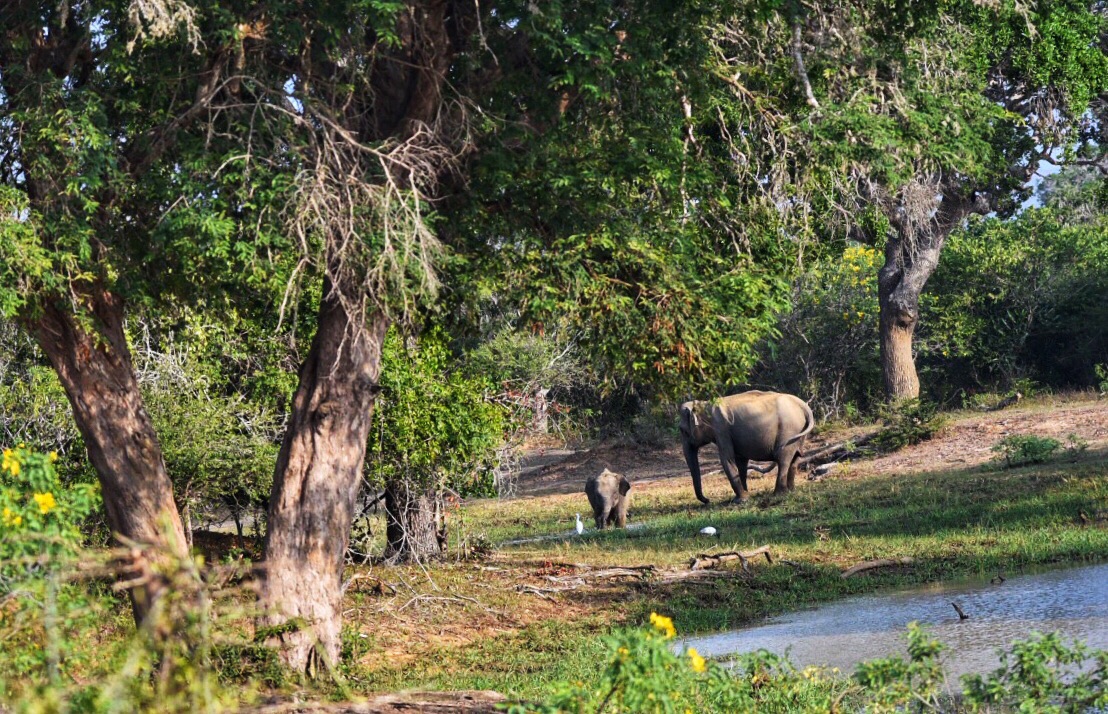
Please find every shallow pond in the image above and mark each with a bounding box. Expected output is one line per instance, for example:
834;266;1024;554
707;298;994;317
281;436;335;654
676;561;1108;680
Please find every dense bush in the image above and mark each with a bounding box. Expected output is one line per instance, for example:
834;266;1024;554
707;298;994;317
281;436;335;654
872;400;947;453
521;615;1108;714
756;208;1108;418
0;445;99;586
920;209;1108;400
992;434;1062;467
752;243;883;419
367;328;510;499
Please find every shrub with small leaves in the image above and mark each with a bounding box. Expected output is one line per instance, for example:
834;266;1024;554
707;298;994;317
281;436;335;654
872;400;946;453
0;445;99;587
992;434;1061;468
516;612;845;713
961;632;1108;713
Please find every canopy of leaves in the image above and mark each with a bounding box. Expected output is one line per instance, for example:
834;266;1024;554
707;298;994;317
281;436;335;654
366;328;507;498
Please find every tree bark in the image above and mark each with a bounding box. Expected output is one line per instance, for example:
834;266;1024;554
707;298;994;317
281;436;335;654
877;189;984;401
383;478;446;564
259;284;388;675
27;288;187;619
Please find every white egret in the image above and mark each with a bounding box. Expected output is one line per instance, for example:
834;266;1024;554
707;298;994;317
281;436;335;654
699;526;719;537
575;513;585;535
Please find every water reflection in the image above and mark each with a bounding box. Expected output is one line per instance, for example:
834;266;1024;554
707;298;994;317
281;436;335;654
677;562;1108;680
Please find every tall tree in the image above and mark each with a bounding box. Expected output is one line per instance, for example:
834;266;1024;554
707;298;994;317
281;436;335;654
711;0;1108;400
0;0;238;614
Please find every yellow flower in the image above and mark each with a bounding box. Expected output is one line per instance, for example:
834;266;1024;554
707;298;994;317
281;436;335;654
649;612;676;639
48;451;58;463
34;492;57;515
2;449;19;476
687;647;707;673
1;507;12;525
13;516;21;526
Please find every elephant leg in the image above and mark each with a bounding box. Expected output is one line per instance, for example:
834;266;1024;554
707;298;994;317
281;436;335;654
774;444;801;494
594;508;606;530
614;500;628;528
718;439;749;504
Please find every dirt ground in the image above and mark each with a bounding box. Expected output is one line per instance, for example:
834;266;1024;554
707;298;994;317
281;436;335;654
512;394;1108;498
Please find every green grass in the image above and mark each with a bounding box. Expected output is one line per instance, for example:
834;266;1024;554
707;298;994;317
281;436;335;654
336;449;1108;698
5;442;1105;705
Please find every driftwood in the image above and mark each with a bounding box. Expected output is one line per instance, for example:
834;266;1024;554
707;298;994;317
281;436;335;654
240;690;508;713
689;545;773;572
840;557;915;578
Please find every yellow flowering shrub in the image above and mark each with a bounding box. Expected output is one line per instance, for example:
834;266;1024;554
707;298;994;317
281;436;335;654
0;445;99;583
518;612;846;713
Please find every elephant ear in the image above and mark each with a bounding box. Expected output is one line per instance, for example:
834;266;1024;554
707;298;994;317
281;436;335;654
618;477;631;496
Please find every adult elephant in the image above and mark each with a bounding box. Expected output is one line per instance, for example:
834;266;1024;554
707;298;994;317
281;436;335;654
680;391;813;504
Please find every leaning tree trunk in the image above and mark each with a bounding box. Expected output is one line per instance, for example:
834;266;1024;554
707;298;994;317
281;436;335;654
877;190;982;401
27;288;187;620
383;478;446;564
260;280;388;674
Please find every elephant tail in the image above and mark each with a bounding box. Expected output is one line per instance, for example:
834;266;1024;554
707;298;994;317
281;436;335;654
780;399;815;449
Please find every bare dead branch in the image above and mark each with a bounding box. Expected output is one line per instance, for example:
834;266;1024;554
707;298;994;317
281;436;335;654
840;557;915;578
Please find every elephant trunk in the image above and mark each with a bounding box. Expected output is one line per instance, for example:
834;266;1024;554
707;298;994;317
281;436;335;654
683;440;710;505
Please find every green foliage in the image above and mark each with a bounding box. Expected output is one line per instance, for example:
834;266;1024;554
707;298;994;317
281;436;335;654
0;544;258;713
853;623;946;712
921;210;1108;394
522;617;1108;713
367;328;508;498
763;207;1108;415
132;322;281;529
872;400;946;454
519;612;842;713
962;632;1108;713
992;435;1062;468
1095;364;1108;396
445;0;797;401
754;243;883;418
0;446;99;584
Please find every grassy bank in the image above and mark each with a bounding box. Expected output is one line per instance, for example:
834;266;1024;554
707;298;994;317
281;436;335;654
2;426;1105;708
339;447;1108;698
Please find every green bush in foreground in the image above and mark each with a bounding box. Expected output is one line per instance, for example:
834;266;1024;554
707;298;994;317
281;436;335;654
517;615;1108;714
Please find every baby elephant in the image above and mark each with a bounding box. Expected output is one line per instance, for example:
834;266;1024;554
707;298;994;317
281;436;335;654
584;468;632;529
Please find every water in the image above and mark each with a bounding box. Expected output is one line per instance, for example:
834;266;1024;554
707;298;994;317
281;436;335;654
676;561;1108;680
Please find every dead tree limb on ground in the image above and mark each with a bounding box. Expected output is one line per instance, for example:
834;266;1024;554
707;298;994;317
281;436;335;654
799;431;880;468
840;557;915;578
689;545;773;572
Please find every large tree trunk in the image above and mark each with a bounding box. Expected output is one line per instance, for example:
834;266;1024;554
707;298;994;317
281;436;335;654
877;250;932;401
383;479;446;564
27;288;187;619
259;282;388;674
877;189;983;401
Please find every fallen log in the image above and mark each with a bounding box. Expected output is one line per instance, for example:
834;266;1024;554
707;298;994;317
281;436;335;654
545;565;655;583
689;545;773;572
840;557;915;578
800;431;879;468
